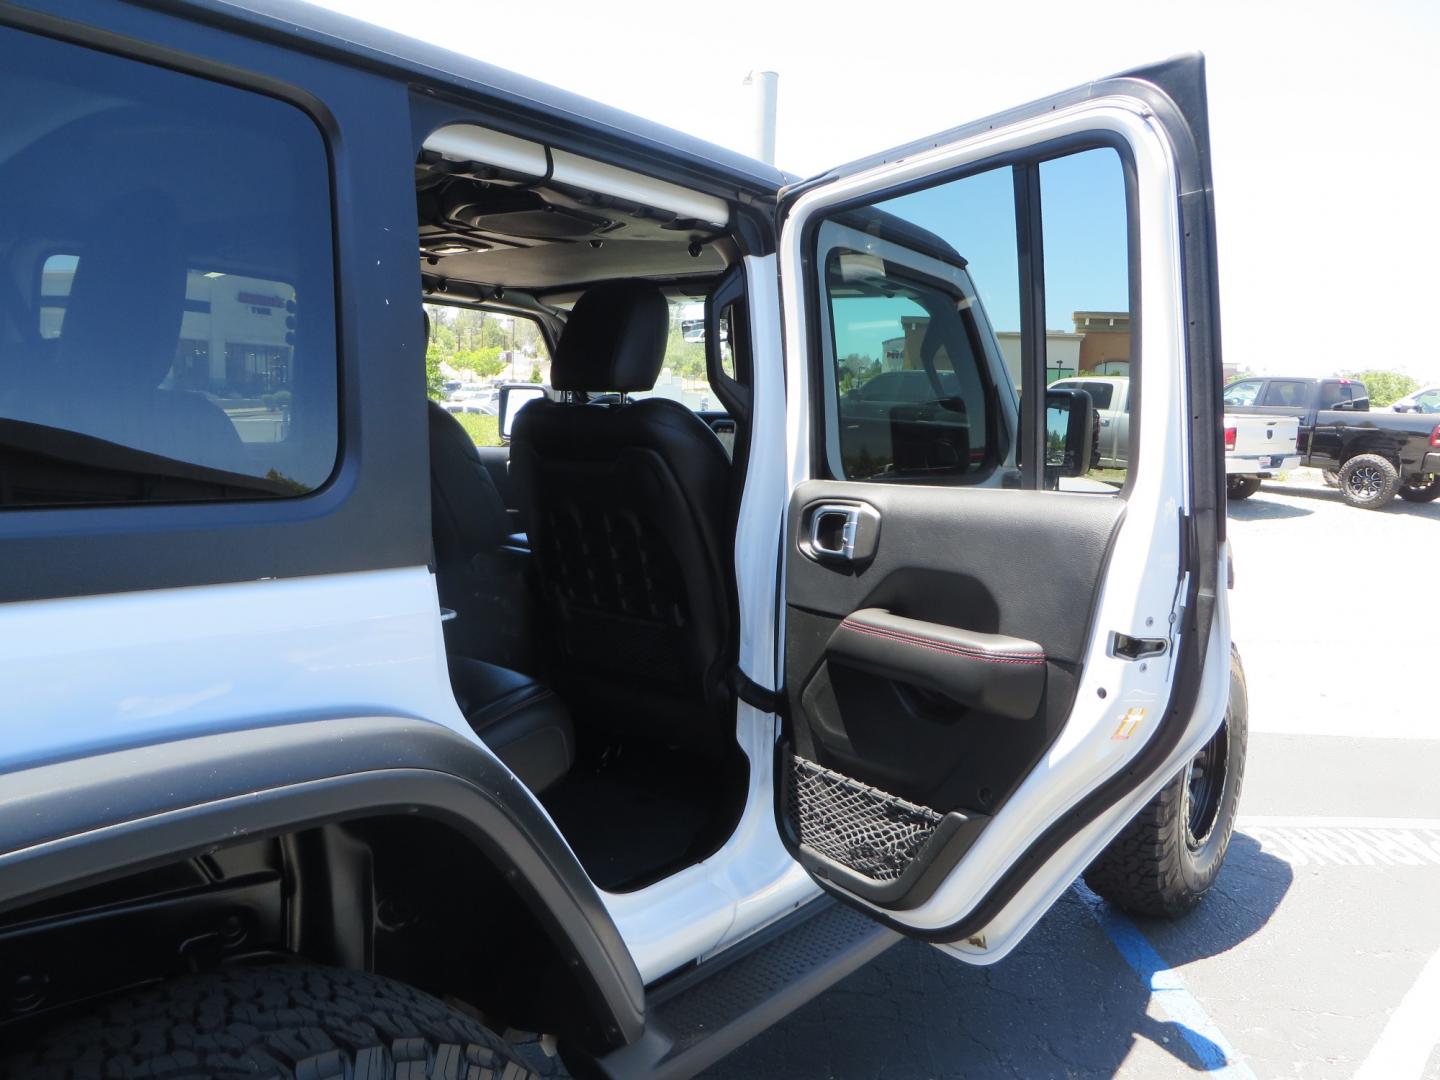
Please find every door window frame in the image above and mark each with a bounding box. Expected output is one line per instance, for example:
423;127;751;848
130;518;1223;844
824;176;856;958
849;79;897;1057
792;131;1141;495
779;95;1214;938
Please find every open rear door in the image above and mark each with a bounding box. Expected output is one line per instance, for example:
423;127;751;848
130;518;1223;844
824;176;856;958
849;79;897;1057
774;55;1229;961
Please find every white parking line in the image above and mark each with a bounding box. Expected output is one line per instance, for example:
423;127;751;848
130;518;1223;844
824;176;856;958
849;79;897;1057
1241;815;1440;1079
1238;817;1440;869
1353;946;1440;1080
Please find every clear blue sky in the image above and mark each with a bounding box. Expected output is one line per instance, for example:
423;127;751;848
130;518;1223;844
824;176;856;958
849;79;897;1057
834;148;1128;362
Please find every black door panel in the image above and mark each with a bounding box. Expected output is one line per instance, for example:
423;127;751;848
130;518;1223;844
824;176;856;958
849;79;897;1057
783;481;1124;878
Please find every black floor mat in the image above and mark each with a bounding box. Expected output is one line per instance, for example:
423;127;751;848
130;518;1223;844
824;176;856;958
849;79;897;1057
541;743;745;892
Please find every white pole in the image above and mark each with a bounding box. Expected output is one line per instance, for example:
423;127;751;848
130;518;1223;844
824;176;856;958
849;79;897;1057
745;70;779;165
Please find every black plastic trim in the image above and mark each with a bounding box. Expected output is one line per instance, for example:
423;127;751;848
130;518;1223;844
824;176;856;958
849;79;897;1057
0;715;645;1048
585;898;898;1080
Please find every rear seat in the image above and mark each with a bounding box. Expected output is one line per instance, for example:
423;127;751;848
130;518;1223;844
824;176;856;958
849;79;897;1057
449;656;575;794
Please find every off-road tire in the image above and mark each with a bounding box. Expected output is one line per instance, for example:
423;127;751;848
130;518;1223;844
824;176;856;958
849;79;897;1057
1083;645;1248;918
1226;475;1261;500
1;963;541;1080
1321;469;1340;488
1337;453;1400;509
1398;475;1440;503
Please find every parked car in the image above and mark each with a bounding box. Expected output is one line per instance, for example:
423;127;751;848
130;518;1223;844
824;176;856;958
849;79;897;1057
1223;376;1440;507
0;11;1241;1078
1391;384;1440;414
445;386;500;415
1049;375;1299;498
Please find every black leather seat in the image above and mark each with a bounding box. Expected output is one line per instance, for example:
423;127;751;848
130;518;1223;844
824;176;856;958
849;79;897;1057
510;280;736;749
427;399;535;672
449;657;575;793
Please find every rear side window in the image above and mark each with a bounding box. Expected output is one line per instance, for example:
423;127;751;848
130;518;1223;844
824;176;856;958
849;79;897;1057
1075;381;1115;410
0;29;337;507
1260;380;1310;408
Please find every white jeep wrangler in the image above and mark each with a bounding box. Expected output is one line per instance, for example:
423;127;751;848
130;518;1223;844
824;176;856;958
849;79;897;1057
0;3;1243;1076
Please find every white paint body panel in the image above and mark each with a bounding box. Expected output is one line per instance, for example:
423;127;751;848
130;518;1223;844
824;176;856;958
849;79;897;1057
597;257;819;985
778;96;1229;952
0;566;472;775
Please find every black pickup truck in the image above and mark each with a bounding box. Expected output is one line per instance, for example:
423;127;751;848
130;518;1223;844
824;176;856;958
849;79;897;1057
1223;376;1440;508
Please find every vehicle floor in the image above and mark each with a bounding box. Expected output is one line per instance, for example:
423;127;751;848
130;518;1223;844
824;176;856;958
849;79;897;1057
540;738;748;892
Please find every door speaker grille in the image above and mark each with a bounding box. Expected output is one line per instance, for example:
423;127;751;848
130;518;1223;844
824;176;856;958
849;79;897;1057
787;756;941;881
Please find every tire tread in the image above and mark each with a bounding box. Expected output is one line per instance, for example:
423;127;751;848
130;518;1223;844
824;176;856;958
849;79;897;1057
2;964;541;1080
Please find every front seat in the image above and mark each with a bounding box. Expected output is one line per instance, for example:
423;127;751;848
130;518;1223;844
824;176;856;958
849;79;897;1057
427;397;535;672
510;280;735;750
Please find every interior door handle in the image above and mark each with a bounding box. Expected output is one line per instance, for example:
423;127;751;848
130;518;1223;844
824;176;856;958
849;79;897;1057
810;505;860;559
801;501;881;564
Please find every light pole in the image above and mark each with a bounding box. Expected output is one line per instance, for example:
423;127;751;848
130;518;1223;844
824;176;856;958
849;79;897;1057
744;70;778;166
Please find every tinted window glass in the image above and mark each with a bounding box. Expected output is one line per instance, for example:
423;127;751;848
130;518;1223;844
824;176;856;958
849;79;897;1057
1261;380;1310;407
1076;381;1114;410
1224;380;1262;407
1040;148;1131;491
819;166;1014;485
0;29;337;507
826;250;993;482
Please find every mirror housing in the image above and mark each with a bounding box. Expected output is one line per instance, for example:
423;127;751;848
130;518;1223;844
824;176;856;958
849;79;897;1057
1044;387;1095;480
497;383;549;443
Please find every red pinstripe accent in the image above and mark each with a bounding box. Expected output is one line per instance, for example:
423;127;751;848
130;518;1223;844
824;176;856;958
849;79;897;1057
841;618;1046;666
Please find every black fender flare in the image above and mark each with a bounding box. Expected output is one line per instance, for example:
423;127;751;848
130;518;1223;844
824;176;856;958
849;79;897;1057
0;715;643;1047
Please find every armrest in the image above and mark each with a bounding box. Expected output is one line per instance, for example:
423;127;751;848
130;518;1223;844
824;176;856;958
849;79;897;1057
827;608;1046;721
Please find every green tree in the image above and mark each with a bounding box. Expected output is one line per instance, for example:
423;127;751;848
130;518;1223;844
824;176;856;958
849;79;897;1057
528;364;543;384
1341;369;1419;408
662;325;706;380
452;346;506;378
425;346;445;401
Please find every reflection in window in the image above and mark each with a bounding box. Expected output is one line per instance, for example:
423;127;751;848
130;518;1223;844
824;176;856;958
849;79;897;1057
828;250;991;483
0;27;337;507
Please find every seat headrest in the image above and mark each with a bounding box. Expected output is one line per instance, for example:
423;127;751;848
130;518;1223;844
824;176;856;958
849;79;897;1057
551;280;668;393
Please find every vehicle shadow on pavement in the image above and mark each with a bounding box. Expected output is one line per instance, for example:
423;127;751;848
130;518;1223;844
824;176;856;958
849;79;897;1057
1258;483;1440;518
703;833;1292;1080
1226;496;1313;520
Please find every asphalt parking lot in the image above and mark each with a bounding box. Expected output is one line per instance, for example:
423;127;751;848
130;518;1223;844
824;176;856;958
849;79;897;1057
701;472;1440;1080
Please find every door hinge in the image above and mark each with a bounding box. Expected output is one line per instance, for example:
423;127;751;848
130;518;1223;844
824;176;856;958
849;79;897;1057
1109;632;1169;661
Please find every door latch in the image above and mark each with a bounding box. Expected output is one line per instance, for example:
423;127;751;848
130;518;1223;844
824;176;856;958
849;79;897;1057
1109;631;1168;661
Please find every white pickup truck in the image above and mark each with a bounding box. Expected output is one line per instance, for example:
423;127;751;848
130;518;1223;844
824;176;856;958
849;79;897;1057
1050;375;1299;499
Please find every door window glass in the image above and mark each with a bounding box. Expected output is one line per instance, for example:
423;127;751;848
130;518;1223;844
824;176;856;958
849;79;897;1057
1224;380;1262;407
819;166;1016;485
1261;380;1310;407
0;28;337;507
1039;148;1131;491
809;148;1133;492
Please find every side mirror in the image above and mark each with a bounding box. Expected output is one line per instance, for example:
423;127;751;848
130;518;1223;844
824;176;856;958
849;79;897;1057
497;383;548;443
1044;388;1095;480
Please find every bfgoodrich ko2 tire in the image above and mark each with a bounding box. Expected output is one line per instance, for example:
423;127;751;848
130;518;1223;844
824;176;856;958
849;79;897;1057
2;964;541;1080
1083;645;1249;918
